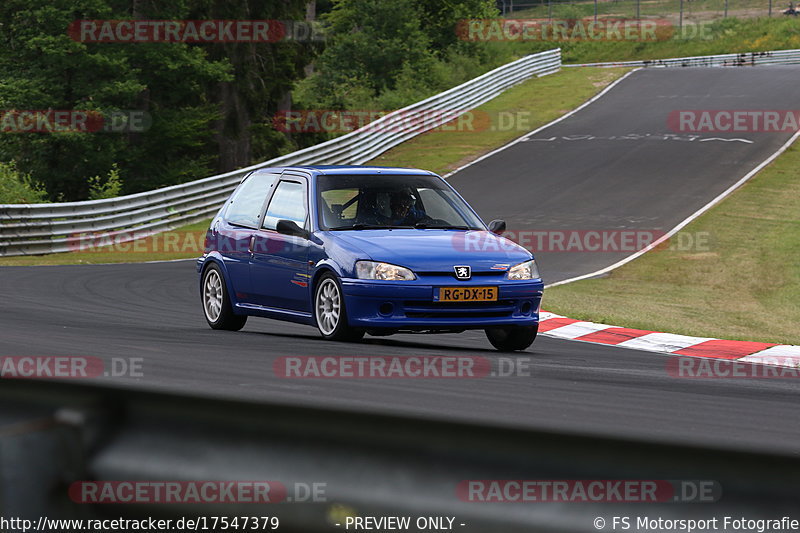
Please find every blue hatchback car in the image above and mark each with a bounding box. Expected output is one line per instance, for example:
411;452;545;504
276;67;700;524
197;165;544;351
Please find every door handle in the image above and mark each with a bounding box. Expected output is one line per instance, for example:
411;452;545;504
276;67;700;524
248;235;256;254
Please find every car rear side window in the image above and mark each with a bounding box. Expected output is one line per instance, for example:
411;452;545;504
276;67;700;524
262;180;307;231
226;172;278;228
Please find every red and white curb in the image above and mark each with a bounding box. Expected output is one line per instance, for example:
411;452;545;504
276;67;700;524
539;312;800;369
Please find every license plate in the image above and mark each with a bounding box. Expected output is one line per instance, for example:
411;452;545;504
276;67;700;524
437;286;498;302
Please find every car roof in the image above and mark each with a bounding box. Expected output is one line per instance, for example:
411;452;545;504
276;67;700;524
251;165;436;176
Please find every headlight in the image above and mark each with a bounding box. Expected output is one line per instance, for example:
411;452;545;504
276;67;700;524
356;261;416;281
507;259;540;280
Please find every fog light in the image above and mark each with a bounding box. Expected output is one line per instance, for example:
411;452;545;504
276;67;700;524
379;303;394;316
520;302;532;315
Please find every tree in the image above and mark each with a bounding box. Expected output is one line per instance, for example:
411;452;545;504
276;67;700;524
296;0;436;109
187;0;316;170
0;0;229;200
295;0;500;111
412;0;498;54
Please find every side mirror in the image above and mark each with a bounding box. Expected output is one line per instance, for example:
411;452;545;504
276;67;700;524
488;219;506;235
276;219;309;239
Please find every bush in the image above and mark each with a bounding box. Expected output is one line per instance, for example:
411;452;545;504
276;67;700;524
87;164;123;200
0;161;48;204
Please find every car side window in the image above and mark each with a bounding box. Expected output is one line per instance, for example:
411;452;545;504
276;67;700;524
320;188;359;227
226;172;278;228
262;180;307;231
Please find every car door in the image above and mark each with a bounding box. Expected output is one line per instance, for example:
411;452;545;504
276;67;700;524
249;174;311;312
216;171;279;303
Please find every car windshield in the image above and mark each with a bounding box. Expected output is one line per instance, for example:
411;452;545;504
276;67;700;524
317;174;485;231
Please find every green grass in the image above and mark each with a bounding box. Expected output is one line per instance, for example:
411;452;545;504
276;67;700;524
483;15;800;64
369;67;630;174
563;17;800;63
545;140;800;345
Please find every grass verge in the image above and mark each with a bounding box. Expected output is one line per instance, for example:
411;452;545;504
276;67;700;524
485;17;800;64
544;139;800;346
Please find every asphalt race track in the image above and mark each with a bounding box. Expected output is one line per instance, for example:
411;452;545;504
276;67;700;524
451;67;800;282
2;67;799;453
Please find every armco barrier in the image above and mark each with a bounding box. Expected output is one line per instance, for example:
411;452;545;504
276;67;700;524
0;49;561;257
1;379;799;531
565;48;800;68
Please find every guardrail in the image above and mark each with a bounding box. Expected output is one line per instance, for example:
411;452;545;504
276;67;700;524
0;49;562;257
565;48;800;68
2;379;800;532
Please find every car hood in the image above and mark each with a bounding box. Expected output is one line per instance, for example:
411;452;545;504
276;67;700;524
327;229;532;273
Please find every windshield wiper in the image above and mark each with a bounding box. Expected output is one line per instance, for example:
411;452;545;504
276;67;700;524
413;223;472;230
330;224;414;231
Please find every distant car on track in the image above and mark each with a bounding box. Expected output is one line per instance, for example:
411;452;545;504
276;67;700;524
197;165;544;351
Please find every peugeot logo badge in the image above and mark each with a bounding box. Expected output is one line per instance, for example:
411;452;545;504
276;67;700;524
454;265;471;280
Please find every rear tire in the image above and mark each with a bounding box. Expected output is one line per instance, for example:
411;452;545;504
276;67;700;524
314;273;364;342
202;263;247;331
485;325;537;352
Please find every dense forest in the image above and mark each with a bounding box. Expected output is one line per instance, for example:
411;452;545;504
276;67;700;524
0;0;509;202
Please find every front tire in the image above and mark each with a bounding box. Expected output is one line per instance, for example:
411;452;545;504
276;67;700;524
485;325;537;352
314;273;364;342
202;263;247;331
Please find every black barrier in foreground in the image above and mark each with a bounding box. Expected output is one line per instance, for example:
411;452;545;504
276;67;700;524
0;380;798;532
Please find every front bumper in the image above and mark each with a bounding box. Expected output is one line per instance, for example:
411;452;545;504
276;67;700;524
340;278;543;329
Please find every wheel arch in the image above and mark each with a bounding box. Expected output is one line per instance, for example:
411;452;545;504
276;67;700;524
310;264;339;295
199;255;244;313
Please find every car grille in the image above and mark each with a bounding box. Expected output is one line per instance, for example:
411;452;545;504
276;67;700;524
403;300;516;319
416;271;506;279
